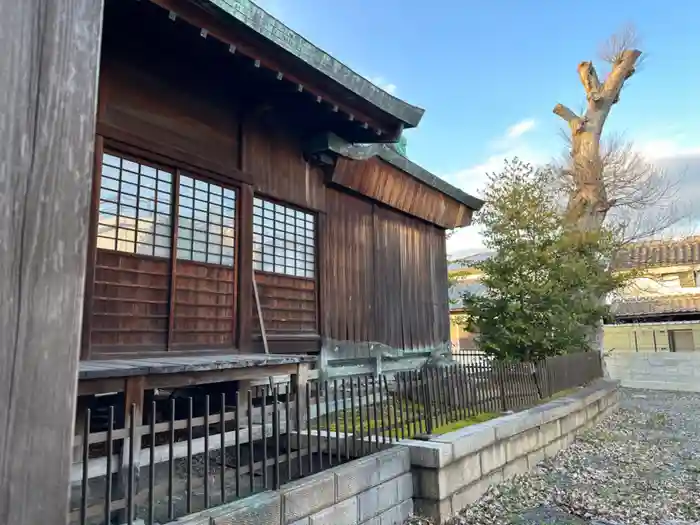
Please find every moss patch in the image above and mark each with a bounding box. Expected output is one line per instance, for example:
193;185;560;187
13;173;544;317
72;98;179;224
430;411;499;435
317;394;499;440
537;387;580;405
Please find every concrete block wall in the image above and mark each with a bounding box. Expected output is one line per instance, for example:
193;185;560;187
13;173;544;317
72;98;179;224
403;379;620;524
166;447;413;525
606;351;700;392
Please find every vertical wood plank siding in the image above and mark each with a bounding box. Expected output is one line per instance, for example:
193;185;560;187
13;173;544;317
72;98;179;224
322;189;450;350
321;190;375;343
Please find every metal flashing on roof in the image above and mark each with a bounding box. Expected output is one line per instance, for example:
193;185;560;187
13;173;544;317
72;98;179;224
307;133;484;211
199;0;425;128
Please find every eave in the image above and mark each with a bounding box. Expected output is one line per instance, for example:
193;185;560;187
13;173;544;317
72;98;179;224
306;133;484;219
174;0;425;139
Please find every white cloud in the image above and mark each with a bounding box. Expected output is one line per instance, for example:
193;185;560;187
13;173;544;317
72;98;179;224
444;132;700;256
447;225;486;255
506;119;536;139
441;119;550;256
443;145;550;255
444;146;550;198
369;76;397;95
489;119;537;150
637;139;700;160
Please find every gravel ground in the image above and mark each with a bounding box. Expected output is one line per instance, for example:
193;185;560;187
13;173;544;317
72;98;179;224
409;388;700;525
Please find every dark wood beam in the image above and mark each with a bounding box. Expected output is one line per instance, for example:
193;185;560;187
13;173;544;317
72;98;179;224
0;1;103;522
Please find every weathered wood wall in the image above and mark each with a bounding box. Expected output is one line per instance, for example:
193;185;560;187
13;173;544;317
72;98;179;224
245;113;326;213
82;0;454;358
0;0;103;522
321;189;450;350
97;29;242;180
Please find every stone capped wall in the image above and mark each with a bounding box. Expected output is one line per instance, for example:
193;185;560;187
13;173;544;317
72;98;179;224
167;447;413;525
165;380;619;525
403;379;620;523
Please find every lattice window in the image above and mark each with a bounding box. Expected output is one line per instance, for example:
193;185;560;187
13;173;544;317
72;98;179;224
253;197;315;278
177;175;236;266
97;153;173;257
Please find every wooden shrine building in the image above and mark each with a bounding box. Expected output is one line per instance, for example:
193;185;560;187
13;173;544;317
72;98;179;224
80;0;482;388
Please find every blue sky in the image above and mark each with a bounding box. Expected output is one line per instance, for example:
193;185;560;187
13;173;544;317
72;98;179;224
256;0;700;254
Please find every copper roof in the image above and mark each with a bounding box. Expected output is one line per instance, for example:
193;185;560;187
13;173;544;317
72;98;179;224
611;293;700;317
614;237;700;270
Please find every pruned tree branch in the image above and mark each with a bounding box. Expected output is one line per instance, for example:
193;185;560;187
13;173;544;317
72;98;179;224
553;134;688;244
578;61;602;104
602;48;642;104
553;104;584;133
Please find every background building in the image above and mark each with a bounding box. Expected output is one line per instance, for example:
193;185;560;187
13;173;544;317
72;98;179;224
448;237;700;353
606;237;700;352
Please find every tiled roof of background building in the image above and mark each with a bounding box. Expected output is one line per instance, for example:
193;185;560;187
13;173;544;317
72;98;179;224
613;236;700;270
611;293;700;317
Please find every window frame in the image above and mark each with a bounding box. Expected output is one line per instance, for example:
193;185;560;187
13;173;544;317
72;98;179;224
86;140;242;355
175;172;237;268
97;144;241;270
96;150;176;259
252;194;317;280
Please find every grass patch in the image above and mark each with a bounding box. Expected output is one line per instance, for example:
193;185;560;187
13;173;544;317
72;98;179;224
429;411;498;434
319;398;427;439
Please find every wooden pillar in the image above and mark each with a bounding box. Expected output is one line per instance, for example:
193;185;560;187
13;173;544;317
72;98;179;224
80;136;104;360
0;1;103;523
293;362;310;427
116;376;145;523
236;379;253;426
237;184;254;352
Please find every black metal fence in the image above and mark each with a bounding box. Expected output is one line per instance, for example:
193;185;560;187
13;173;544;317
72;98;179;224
70;351;603;525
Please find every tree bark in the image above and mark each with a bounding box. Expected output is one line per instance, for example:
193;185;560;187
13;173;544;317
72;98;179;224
0;1;103;523
553;49;642;369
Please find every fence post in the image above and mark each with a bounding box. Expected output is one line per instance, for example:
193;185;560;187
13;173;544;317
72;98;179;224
422;369;433;434
532;361;543;399
497;362;507;412
116;376;145;523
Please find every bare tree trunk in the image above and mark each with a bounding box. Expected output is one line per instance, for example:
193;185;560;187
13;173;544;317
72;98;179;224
553;42;642;368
